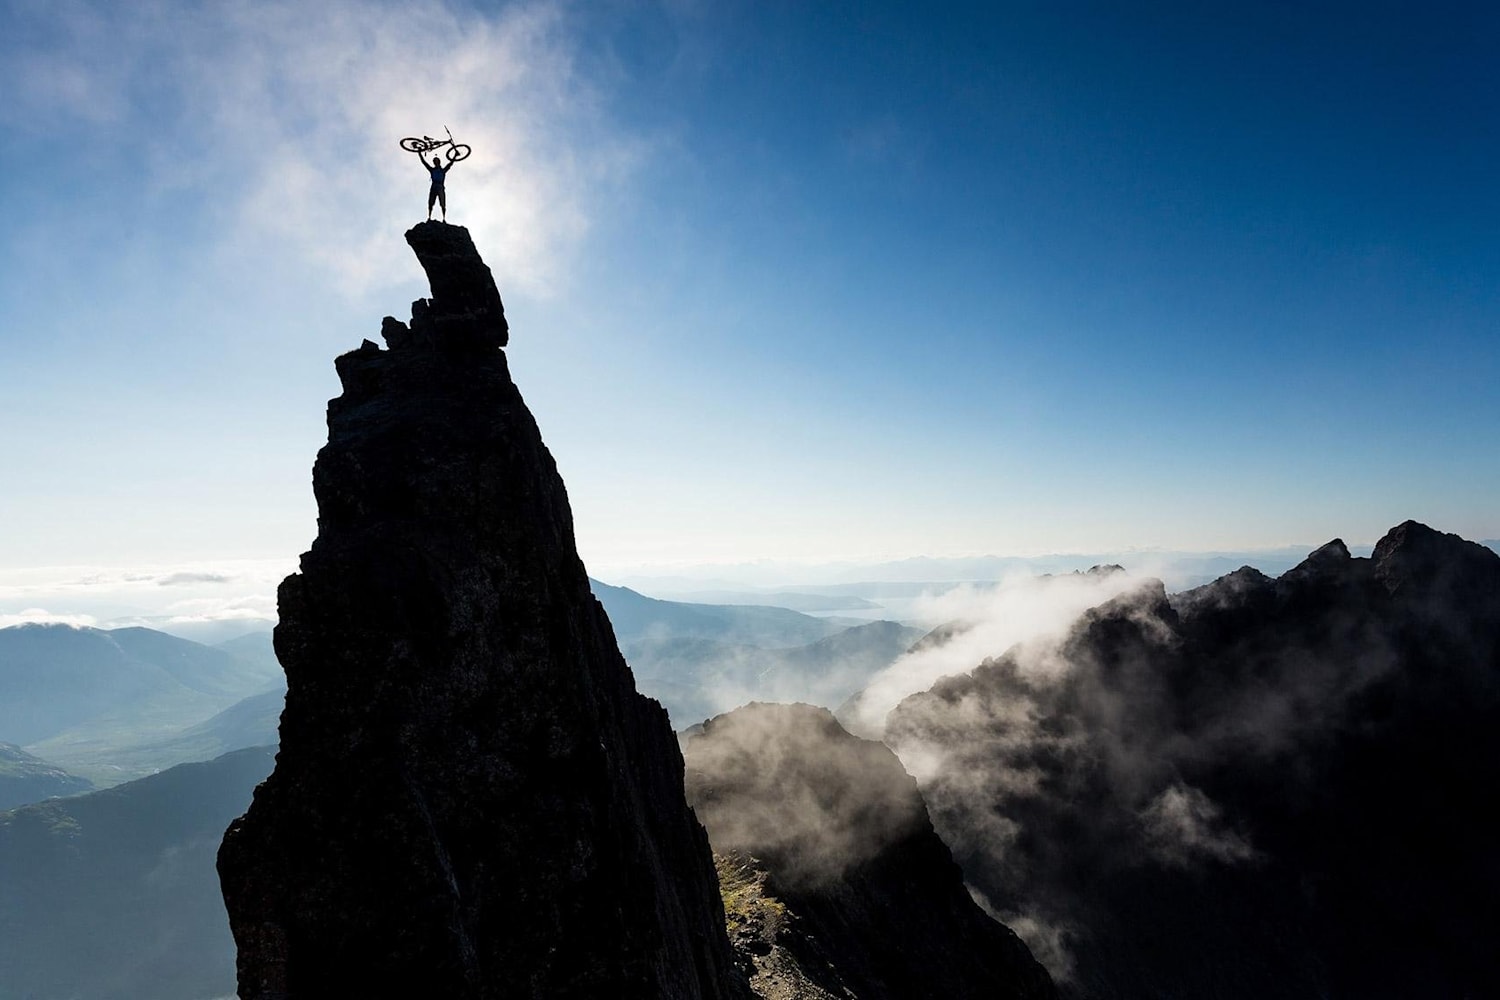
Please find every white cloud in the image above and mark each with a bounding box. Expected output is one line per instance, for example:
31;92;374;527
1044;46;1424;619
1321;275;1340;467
3;0;640;297
845;569;1144;735
0;559;292;620
0;608;98;628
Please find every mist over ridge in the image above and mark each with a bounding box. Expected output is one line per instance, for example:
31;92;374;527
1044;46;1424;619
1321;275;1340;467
881;520;1500;997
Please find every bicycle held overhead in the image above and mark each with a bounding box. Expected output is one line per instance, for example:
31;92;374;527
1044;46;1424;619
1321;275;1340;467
401;126;471;221
399;126;472;166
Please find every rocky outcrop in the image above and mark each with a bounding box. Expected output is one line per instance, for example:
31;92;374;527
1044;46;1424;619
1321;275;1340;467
888;521;1500;998
684;702;1058;1000
218;222;744;999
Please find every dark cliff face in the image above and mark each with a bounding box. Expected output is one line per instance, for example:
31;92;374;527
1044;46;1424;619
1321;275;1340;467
887;521;1500;999
218;222;744;1000
684;702;1058;1000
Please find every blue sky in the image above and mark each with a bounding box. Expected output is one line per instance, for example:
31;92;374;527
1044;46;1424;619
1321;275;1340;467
2;0;1497;620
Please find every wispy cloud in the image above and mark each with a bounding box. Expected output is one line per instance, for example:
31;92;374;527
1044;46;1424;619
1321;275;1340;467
156;572;234;587
2;0;641;297
0;559;290;621
844;568;1143;735
0;609;98;629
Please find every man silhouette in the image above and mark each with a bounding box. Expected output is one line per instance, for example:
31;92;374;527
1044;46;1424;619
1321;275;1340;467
425;154;452;221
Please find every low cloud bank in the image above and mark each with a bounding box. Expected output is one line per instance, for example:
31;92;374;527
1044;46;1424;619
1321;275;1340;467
0;561;286;637
844;567;1142;736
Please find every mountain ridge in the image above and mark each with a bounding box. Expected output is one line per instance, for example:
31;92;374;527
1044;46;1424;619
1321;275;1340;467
886;519;1500;998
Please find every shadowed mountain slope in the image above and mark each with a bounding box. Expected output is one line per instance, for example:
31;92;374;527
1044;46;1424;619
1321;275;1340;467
684;702;1057;1000
0;747;275;1000
0;742;93;811
1;623;281;750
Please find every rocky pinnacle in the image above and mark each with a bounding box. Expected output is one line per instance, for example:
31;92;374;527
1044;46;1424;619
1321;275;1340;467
218;222;745;999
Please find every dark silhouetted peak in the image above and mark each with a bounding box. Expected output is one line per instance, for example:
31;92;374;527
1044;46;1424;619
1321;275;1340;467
1295;537;1352;573
1072;578;1178;656
1171;565;1273;620
1085;563;1125;577
684;702;1057;1000
1371;518;1500;600
376;221;508;353
218;230;744;999
1273;536;1375;604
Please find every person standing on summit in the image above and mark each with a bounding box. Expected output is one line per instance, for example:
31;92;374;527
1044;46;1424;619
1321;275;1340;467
425;153;452;221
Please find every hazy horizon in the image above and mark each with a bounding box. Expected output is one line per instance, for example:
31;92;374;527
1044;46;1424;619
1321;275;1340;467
18;530;1500;638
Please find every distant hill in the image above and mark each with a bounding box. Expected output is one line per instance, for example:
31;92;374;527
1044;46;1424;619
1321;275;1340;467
32;687;287;782
624;620;924;725
0;743;93;811
104;616;277;645
648;589;881;612
2;623;283;784
591;579;845;648
0;746;275;1000
215;629;280;675
587;582;923;724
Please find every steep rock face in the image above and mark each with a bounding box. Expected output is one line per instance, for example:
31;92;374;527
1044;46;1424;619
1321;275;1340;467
888;521;1500;999
219;223;744;1000
683;702;1057;1000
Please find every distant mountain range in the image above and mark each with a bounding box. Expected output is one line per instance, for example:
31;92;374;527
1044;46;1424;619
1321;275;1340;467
627;620;925;725
610;545;1370;594
591;579;851;647
590;580;923;724
0;623;284;788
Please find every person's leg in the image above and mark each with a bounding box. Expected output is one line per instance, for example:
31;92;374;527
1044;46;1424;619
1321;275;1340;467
428;186;438;220
438;187;447;221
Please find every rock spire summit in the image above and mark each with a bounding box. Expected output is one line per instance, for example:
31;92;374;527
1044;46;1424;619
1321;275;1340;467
218;224;744;999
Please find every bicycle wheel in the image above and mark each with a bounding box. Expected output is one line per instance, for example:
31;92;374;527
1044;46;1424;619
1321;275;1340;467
400;137;429;154
447;143;472;163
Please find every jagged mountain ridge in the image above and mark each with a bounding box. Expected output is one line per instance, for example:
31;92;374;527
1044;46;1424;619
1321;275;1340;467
887;520;1500;999
218;222;746;1000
